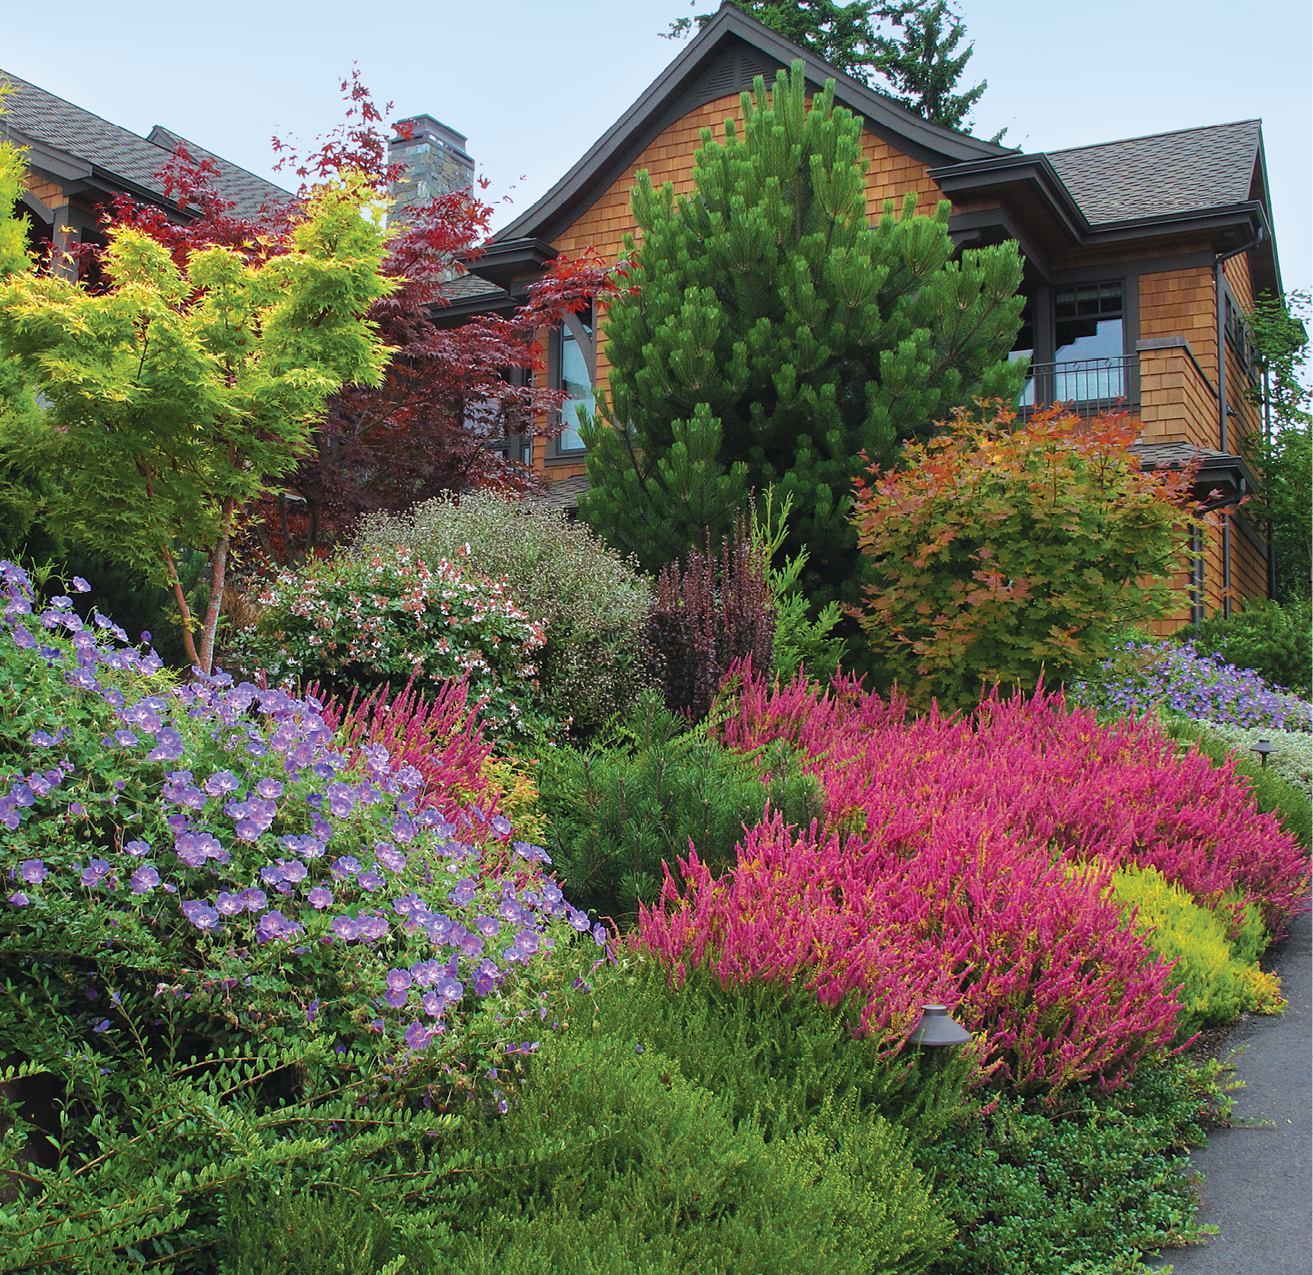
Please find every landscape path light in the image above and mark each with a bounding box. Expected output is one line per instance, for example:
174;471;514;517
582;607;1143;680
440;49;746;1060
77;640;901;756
1250;739;1275;768
909;1003;973;1047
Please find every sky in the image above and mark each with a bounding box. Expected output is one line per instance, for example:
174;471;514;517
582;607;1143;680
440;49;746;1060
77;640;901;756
3;0;1310;297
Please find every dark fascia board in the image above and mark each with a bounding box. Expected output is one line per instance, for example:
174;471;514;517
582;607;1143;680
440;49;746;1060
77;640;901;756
1;128;93;184
465;238;558;290
932;154;1091;244
1137;449;1258;496
492;3;1008;246
935;152;1278;277
430;292;519;324
3;125;193;221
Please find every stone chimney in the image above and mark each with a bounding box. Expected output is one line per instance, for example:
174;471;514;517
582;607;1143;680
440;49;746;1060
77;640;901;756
388;115;475;211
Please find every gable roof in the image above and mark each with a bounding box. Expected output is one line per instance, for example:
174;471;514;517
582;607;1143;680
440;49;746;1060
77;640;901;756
1045;120;1264;226
0;69;288;216
493;2;1009;245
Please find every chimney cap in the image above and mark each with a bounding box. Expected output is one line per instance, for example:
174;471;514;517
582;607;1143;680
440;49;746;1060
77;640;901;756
391;114;469;151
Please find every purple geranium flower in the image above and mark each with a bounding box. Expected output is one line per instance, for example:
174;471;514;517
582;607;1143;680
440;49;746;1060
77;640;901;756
180;900;220;931
80;859;113;888
130;866;160;894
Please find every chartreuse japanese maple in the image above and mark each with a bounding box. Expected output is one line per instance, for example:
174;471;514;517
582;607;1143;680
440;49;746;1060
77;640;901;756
851;406;1195;710
0;168;393;672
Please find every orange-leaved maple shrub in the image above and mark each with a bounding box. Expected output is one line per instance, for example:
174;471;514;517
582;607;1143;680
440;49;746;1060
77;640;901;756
850;405;1197;710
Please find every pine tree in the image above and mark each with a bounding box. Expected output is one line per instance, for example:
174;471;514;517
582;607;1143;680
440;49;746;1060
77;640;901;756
667;2;993;134
871;1;989;131
668;1;882;83
579;62;1025;616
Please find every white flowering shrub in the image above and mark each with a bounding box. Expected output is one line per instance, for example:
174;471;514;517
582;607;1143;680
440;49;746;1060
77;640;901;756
228;544;548;736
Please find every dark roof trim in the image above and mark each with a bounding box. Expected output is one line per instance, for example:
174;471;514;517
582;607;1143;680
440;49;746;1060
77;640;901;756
933;153;1091;241
466;238;558;291
1132;442;1258;503
493;2;1007;245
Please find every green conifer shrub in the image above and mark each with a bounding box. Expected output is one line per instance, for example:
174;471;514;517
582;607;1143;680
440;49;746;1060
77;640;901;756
445;1029;951;1274
1173;598;1312;698
581;960;974;1149
580;61;1025;617
535;694;823;921
217;1165;441;1274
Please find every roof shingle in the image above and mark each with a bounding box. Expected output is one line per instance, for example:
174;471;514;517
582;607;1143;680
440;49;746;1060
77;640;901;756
0;70;288;216
1046;120;1260;225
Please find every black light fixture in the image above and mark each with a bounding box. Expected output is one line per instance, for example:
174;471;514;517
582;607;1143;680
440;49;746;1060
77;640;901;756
909;1003;973;1047
1250;739;1275;768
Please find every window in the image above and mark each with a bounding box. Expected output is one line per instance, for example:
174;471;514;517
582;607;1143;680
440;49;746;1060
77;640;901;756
1053;282;1124;400
1011;297;1036;406
553;310;594;456
1223;290;1258;387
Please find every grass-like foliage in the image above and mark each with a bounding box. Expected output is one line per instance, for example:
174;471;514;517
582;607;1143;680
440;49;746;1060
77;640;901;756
535;693;823;922
228;543;548;736
351;492;656;735
0;561;600;1270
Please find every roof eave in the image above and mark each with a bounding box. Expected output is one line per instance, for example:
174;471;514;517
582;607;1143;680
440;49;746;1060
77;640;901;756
931;153;1092;244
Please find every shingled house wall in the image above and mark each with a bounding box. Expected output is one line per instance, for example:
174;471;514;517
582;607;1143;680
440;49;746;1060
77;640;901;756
530;96;948;480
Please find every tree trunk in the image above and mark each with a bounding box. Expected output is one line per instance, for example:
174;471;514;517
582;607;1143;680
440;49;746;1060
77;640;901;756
198;496;235;675
161;543;199;668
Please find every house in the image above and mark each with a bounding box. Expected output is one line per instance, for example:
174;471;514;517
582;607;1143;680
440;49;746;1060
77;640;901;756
450;3;1282;628
0;69;289;269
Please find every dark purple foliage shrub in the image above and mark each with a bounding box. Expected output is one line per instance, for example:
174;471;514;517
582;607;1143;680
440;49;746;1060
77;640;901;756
648;525;774;721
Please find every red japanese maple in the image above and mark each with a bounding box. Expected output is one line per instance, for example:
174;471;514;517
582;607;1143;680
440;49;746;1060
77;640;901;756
108;70;622;565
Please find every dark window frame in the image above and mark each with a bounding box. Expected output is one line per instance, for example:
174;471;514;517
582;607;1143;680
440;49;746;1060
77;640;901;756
546;306;596;461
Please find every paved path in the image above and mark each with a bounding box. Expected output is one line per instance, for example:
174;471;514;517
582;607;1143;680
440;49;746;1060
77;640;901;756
1152;901;1311;1275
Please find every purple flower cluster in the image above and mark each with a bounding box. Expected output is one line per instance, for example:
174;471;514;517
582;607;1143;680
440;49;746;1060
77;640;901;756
1075;639;1313;733
0;560;597;1057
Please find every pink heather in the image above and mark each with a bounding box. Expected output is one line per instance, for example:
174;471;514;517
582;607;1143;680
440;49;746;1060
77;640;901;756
635;665;1309;1098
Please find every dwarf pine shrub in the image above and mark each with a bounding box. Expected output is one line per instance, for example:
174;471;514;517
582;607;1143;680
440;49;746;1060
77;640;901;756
445;1029;951;1274
535;692;823;921
1174;598;1312;698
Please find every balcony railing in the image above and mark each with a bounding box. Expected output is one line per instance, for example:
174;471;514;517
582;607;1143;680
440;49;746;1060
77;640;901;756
1019;355;1138;417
